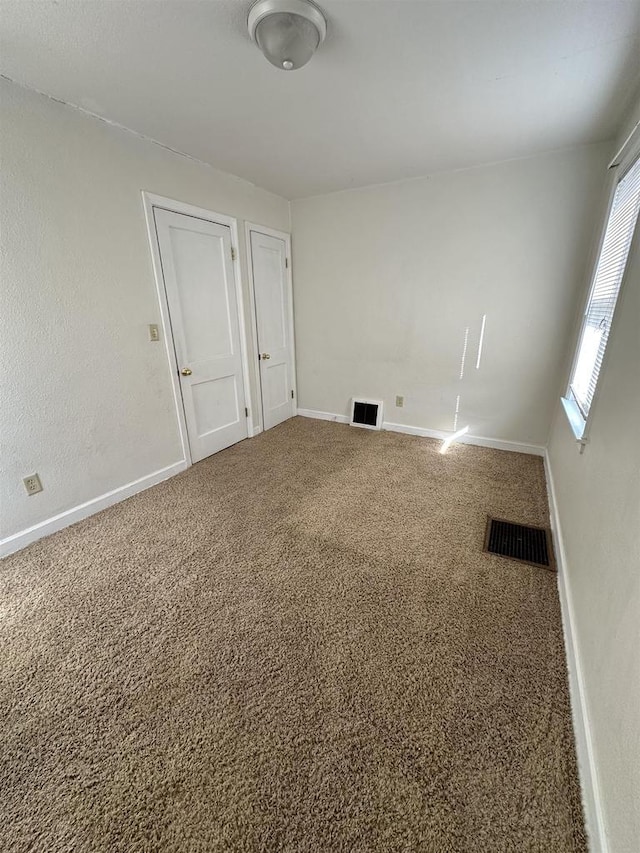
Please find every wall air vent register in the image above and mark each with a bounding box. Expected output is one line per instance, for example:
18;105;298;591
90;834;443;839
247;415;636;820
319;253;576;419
350;398;383;430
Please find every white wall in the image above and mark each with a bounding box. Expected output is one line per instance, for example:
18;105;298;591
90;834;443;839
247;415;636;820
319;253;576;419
0;80;289;545
291;145;610;446
547;106;640;852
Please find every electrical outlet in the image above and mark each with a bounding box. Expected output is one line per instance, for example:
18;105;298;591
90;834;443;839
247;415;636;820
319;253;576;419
148;323;160;342
395;395;404;407
23;473;43;495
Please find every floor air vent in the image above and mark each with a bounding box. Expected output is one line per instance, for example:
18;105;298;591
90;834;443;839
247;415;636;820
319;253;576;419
350;398;383;430
484;517;555;571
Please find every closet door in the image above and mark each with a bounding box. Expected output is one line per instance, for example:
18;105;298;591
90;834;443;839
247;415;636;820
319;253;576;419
155;208;248;462
250;229;295;431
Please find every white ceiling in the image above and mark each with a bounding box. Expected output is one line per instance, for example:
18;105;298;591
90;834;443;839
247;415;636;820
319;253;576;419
1;1;639;198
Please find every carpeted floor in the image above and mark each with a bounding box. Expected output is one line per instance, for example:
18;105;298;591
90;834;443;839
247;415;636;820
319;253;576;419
1;417;586;852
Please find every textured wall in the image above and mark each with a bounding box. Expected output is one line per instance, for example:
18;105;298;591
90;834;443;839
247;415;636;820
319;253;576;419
548;102;640;852
0;80;289;541
291;144;610;445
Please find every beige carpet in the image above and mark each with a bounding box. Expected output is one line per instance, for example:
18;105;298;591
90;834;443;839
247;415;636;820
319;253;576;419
1;417;586;852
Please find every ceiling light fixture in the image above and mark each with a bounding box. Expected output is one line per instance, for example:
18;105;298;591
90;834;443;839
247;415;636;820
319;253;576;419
248;0;327;71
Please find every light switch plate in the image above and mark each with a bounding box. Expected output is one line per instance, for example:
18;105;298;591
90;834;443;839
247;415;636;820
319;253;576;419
395;395;404;407
149;323;160;342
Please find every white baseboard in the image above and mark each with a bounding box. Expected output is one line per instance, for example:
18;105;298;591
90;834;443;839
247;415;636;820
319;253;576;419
382;421;448;440
297;408;349;424
383;420;545;456
297;409;545;456
0;460;188;559
543;450;608;853
459;432;545;456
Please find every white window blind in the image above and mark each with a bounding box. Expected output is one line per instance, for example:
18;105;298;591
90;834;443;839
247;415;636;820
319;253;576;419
569;155;640;418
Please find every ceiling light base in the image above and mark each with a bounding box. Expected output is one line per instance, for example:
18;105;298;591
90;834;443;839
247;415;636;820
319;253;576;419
248;0;327;71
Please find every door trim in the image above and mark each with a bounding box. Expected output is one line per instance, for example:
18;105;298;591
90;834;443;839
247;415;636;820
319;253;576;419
142;192;253;466
244;221;297;436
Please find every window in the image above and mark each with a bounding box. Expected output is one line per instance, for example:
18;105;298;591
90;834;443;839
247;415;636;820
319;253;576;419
564;154;640;439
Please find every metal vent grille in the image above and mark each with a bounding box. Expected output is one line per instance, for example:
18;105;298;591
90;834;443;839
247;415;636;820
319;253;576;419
353;401;379;426
484;517;555;571
350;398;383;430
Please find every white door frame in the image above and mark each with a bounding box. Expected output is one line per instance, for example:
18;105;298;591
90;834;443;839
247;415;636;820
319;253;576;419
244;221;297;435
142;191;253;466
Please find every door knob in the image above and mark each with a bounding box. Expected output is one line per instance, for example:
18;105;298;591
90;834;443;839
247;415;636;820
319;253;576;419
261;353;271;360
180;367;192;376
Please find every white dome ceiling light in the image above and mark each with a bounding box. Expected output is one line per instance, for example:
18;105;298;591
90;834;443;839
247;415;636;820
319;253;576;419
248;0;327;72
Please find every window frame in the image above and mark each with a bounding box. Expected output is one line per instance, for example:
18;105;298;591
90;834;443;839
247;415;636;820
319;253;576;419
562;143;640;446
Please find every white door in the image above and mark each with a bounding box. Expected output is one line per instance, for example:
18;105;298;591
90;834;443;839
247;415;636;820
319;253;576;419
154;208;248;463
250;230;295;431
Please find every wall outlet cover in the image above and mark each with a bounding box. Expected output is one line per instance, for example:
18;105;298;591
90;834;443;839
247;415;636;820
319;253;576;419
149;323;160;342
395;395;404;407
23;473;43;495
